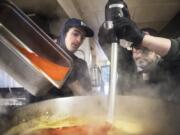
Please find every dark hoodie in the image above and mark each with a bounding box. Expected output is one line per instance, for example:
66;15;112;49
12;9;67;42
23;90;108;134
49;22;92;97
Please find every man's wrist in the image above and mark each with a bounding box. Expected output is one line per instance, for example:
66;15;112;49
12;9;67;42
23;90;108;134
140;34;148;48
132;32;145;48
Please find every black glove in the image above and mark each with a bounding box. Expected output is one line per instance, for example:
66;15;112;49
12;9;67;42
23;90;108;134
98;22;117;45
113;17;145;47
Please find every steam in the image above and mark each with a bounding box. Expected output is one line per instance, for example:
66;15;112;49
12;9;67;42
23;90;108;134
0;89;32;134
115;64;180;104
97;32;178;102
0;98;10;134
0;105;8;114
0;95;8;114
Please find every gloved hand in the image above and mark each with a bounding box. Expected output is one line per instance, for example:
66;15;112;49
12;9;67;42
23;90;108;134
113;17;145;47
98;22;117;45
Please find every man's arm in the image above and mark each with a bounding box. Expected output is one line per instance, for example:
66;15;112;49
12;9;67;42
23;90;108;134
68;58;92;95
141;36;180;62
141;35;171;57
113;17;180;61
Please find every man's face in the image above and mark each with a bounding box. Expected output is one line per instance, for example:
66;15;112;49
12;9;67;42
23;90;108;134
65;27;85;53
132;48;158;72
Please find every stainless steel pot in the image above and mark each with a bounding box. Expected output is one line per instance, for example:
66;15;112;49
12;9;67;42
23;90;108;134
3;95;180;135
0;1;73;96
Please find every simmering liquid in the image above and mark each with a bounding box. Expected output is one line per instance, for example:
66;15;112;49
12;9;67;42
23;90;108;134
4;116;143;135
23;123;111;135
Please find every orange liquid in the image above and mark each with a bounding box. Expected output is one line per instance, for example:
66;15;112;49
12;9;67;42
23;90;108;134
26;122;111;135
15;45;69;81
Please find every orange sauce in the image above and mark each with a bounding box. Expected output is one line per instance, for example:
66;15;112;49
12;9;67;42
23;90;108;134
27;122;111;135
15;45;69;81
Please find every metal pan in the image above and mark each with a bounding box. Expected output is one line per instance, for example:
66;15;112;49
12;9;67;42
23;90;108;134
0;1;73;96
3;95;180;135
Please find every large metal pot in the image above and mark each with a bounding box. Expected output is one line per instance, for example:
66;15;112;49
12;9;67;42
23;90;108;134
3;95;180;135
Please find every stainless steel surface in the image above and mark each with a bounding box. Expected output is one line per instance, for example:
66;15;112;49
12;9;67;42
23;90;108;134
4;96;180;135
0;24;52;96
0;1;72;96
108;42;118;122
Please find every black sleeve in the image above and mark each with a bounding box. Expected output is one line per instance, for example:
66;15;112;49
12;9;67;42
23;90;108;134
71;58;92;91
163;37;180;62
78;60;92;91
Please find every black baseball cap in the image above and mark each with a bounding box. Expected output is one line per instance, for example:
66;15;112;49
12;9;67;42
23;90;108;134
64;18;94;37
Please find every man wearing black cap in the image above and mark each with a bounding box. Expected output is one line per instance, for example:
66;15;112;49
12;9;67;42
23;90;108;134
51;18;94;97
